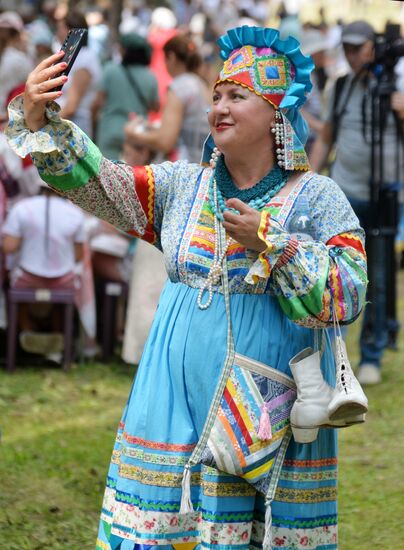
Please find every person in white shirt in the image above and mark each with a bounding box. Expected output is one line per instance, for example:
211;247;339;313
3;187;84;283
2;185;85;354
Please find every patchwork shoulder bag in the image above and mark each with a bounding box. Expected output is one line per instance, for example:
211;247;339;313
179;222;297;550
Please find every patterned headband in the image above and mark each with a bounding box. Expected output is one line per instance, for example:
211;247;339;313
215;26;314;113
202;26;315;171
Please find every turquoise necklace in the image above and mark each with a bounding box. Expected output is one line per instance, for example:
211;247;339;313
209;155;290;221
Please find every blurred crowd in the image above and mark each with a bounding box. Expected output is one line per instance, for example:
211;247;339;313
0;0;403;369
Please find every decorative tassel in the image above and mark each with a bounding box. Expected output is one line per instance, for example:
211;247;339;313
179;464;194;514
262;501;273;550
258;402;272;441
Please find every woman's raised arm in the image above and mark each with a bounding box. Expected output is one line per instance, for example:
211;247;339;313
6;54;180;248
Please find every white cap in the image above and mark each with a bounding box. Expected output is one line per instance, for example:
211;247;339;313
0;11;24;32
151;7;177;30
300;29;328;56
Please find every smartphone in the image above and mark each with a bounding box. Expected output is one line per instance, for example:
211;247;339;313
52;28;88;91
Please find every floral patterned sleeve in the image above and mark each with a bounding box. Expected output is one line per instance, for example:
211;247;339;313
5;95;177;247
245;176;368;328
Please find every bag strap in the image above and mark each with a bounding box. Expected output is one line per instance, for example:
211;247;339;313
331;74;348;142
220;223;292;547
332;303;344;339
121;65;150;111
183;222;235;474
332;73;364;143
180;187;291;523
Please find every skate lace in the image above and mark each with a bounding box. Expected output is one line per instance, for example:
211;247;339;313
332;307;354;394
335;337;354;393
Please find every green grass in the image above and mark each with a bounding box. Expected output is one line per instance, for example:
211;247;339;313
339;290;404;549
0;362;133;549
1;276;403;549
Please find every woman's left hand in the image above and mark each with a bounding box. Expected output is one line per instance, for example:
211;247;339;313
222;198;267;252
124;114;146;141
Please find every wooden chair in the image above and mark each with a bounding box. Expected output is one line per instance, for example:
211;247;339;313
100;280;128;359
6;287;75;372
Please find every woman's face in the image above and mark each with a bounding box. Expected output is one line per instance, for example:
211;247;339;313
208;83;275;153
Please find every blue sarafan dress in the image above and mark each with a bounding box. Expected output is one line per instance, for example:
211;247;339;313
6;97;367;550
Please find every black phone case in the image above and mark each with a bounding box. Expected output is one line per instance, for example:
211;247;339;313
52;28;88;92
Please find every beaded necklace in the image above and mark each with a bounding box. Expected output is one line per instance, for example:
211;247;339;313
197;161;289;309
197;177;234;309
209;155;290;221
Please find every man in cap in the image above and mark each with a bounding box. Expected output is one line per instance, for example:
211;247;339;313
310;20;404;385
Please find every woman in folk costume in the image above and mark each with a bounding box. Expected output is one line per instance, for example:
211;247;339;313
7;26;368;550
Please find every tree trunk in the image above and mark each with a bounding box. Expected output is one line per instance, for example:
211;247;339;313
109;0;124;45
67;0;82;10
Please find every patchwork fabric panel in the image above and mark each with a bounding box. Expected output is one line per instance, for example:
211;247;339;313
217;46;294;108
201;353;296;495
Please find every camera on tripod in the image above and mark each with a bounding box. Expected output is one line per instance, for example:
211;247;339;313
373;23;404;71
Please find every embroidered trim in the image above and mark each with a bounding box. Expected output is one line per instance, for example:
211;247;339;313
115;491;183;511
131;165;157;243
121;446;188;466
275;486;337;503
272;514;338;528
178;169;211;285
202;481;256;497
122;433;196;452
279;469;338;482
119;464;202;487
275;237;299;268
283;458;338;468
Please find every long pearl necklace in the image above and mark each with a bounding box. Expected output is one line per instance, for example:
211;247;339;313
197;158;289;310
197;177;234;310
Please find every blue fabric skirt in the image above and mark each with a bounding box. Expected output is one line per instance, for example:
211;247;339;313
96;281;338;550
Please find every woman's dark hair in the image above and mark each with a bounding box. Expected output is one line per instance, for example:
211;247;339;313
39;186;57;259
120;34;151;66
163;34;202;73
0;28;20;56
64;11;88;46
122;47;151;66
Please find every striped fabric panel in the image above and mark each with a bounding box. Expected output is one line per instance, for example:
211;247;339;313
187;198;282;279
206;357;296;490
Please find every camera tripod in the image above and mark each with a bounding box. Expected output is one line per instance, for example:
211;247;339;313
364;63;403;355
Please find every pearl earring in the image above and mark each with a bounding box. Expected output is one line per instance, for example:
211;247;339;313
271;110;285;168
210;146;221;169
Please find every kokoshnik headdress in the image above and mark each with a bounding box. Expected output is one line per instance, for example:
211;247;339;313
202;26;315;171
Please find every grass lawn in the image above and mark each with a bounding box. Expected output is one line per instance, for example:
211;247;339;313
1;275;403;549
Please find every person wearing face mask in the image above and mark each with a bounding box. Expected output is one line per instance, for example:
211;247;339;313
6;25;368;550
310;20;404;385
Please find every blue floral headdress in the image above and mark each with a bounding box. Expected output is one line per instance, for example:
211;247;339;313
202;26;315;171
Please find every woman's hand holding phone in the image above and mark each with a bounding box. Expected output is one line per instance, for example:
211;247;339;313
23;51;69;132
